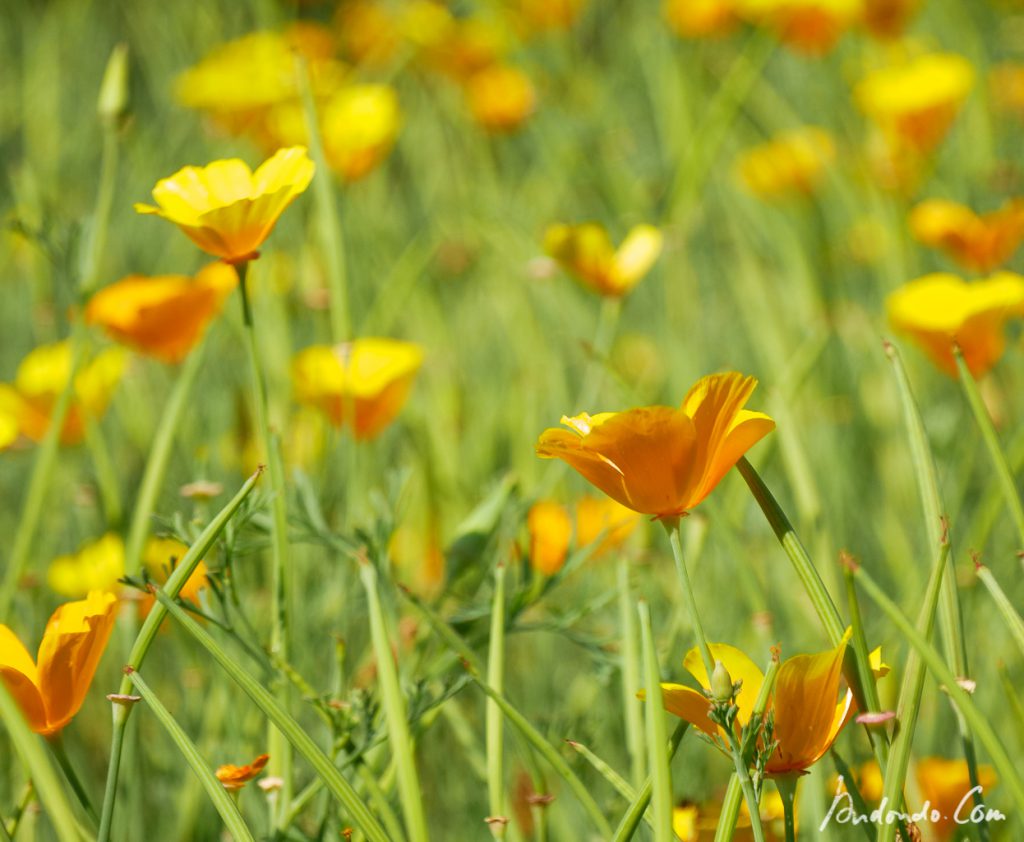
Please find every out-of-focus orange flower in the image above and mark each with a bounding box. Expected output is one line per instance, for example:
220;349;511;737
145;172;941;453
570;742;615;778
292;339;423;439
0;592;118;736
527;501;573;576
85;263;237;363
909;198;1024;273
654;631;854;775
537;372;774;519
990;63;1024;117
544;223;663;297
860;0;919;39
335;1;403;66
735;127;835;199
135;147;315;264
465;65;536;133
48;534;125;598
664;0;738;38
916;759;997;840
216;753;270;791
855;53;974;154
3;341;125;446
514;0;587;33
887;272;1024;377
574;496;641;552
423;17;508;82
738;0;862;54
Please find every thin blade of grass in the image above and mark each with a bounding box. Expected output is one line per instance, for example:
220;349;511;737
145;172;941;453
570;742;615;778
610;721;689;842
975;564;1024;657
638;601;672;842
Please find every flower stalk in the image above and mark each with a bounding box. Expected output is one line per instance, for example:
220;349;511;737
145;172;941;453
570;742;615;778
486;562;507;834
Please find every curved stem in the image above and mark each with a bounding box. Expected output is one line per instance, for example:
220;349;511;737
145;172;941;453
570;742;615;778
775;774;798;842
47;732;98;826
664;518;713;677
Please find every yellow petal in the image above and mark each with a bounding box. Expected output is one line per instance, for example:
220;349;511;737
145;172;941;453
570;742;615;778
654;682;716;736
527;501;572;576
612;225;663;291
683;643;765;726
0;625;47;733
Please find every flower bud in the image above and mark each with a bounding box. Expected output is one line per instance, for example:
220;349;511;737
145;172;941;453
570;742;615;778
711;660;733;703
98;44;130;123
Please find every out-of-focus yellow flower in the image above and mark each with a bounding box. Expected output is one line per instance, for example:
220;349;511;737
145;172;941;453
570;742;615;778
527;501;573;576
85;263;237;364
664;0;738;38
0;388;19;450
423;17;508;82
137;537;210;618
397;1;455;50
855;53;974;154
916;759;997;840
389;524;446;595
48;534;125;598
0;591;117;736
886;273;1024;377
5;341;126;446
909;198;1024;273
574;496;641;552
292;339;423;439
861;0;919;39
735;127;835;199
216;753;269;791
990;63;1024;117
335;1;403;66
513;0;587;33
537;372;774;519
465;65;536;133
739;0;862;54
322;85;401;180
672;804;699;841
544;223;663;297
654;631;854;775
135;147;315;264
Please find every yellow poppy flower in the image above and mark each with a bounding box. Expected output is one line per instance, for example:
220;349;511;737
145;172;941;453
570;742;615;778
465;65;536;133
855;53;974;154
216;753;270;791
527;501;573;576
292;339;423;440
655;631;855;776
861;0;919;39
48;533;125;598
735;127;835;199
85;263;237;363
0;387;19;450
6;341;126;445
543;222;663;297
886;273;1024;377
916;758;997;840
136;537;210;619
672;804;700;841
135;146;315;264
574;496;641;553
335;1;403;67
0;591;118;736
536;372;774;519
909;198;1024;274
738;0;862;54
664;0;738;38
321;85;401;181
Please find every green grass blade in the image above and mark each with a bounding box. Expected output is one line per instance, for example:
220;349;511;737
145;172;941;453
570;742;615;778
0;685;82;842
486;562;507;829
566;740;638;805
610;721;689;842
617;558;646;790
638;600;672;842
127;671;255;842
151;589;391;842
976;564;1024;657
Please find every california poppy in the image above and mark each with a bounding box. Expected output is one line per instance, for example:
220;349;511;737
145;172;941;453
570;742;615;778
544;222;663;297
909;198;1024;274
216;753;270;791
735;127;835;200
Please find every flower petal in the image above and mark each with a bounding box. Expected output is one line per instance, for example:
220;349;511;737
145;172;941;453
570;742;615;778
683;643;765;726
0;625;47;733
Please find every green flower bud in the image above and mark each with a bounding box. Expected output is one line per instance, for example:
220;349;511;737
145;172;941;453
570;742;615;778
98;44;130;123
711;660;733;703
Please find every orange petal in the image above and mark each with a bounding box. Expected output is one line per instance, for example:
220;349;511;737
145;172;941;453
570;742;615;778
0;625;47;733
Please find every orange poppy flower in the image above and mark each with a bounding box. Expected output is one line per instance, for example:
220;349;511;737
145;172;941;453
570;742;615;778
886;272;1024;377
527;501;574;576
536;372;774;519
738;0;862;55
135;147;315;264
544;222;663;297
465;65;536;133
909;198;1024;274
664;0;737;38
85;263;237;363
0;592;118;736
216;753;270;791
735;127;835;199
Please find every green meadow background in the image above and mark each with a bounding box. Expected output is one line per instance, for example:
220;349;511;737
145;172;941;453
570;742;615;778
2;0;1024;839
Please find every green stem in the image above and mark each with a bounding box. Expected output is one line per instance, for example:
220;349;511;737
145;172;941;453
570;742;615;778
723;727;765;842
664;518;713;677
47;732;98;826
954;348;1024;545
359;560;429;842
775;774;798;842
127;670;255;842
617;558;646;789
486;562;507;832
610;723;689;841
637;601;672;842
97;471;262;842
123;342;206;576
976;564;1024;658
238;261;294;822
578;297;621;411
84;414;121;527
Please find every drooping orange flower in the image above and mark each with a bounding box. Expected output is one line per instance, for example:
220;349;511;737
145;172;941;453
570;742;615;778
0;592;118;736
738;0;862;55
886;273;1024;377
135;147;315;264
216;753;270;791
909;198;1024;274
85;263;238;363
292;339;423;439
536;372;774;519
544;222;663;297
465;65;536;133
655;631;855;775
735;127;835;199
